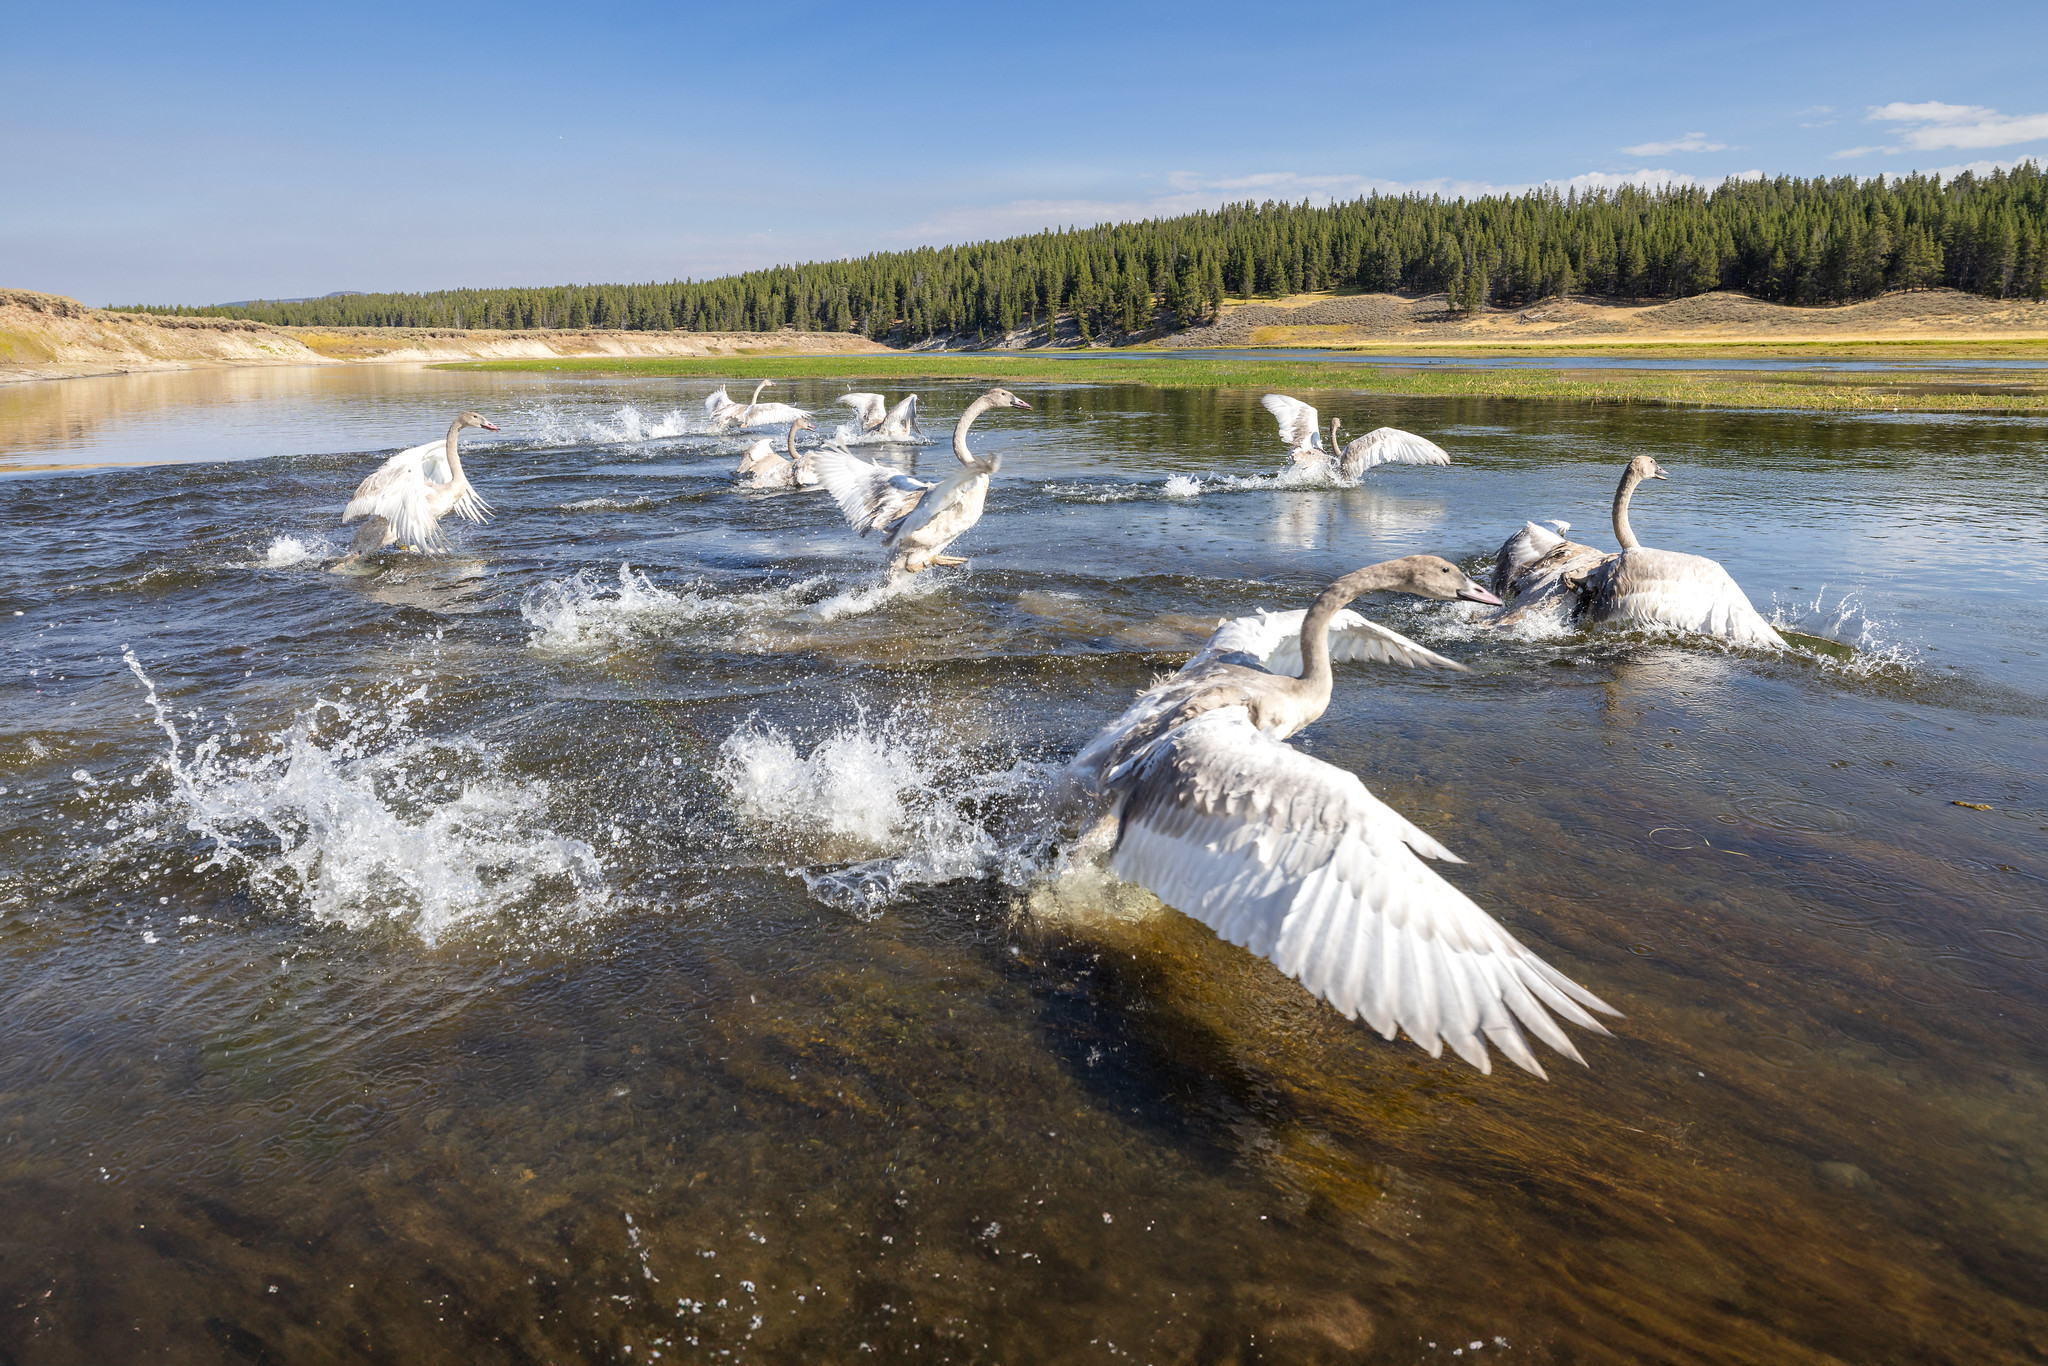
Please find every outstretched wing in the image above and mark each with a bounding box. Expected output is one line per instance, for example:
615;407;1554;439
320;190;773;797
1337;427;1451;476
838;393;887;429
447;480;493;524
881;464;987;546
703;386;734;418
1109;708;1618;1076
341;449;440;547
1260;393;1321;451
1586;548;1788;650
813;443;931;537
1188;607;1467;675
1492;519;1569;596
879;393;922;439
736;402;811;429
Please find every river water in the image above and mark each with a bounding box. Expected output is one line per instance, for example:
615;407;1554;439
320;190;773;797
3;368;2045;1364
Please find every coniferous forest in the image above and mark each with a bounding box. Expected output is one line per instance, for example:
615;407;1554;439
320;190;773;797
122;167;2048;344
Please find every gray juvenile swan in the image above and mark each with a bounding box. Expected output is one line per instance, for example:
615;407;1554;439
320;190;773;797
1571;456;1787;649
836;391;925;440
334;412;498;566
734;416;820;489
813;387;1032;575
1063;556;1620;1077
1261;393;1451;477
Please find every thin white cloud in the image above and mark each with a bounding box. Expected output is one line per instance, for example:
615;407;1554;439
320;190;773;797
1619;132;1728;156
1860;101;2048;151
1829;145;1892;160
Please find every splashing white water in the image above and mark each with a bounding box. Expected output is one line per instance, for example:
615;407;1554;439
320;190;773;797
1769;587;1919;674
238;534;332;569
804;571;944;623
1161;475;1203;498
559;495;655;512
522;563;824;654
115;649;607;941
525;403;694;446
715;707;1054;916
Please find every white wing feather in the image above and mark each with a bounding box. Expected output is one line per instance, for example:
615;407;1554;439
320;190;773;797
1189;607;1467;675
1260;394;1322;451
881;464;987;546
878;394;922;439
341;449;442;548
1337;426;1451;476
813;444;931;537
1110;708;1618;1075
838;393;887;429
703;386;734;418
733;402;811;429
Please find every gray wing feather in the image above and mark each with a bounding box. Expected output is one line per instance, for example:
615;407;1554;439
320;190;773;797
1337;427;1451;476
1190;607;1467;675
1109;710;1616;1075
813;444;930;537
838;393;887;429
1584;549;1787;649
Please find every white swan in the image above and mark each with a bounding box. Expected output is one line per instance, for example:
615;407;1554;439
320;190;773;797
714;379;810;431
1572;456;1787;648
334;412;497;565
1063;556;1619;1076
704;385;737;423
814;387;1031;575
734;416;820;489
837;392;925;440
1260;394;1451;477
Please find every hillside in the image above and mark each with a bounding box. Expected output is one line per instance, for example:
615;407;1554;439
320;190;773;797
0;289;890;383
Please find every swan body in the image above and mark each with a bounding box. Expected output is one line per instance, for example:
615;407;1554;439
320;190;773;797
837;392;925;440
336;412;497;560
1064;556;1618;1076
704;386;737;422
715;379;811;431
1577;457;1786;649
734;416;820;489
814;387;1031;575
1260;394;1450;476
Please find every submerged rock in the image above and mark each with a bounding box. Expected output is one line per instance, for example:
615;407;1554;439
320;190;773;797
1813;1160;1877;1193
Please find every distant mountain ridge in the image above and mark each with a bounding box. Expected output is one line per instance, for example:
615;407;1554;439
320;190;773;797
214;290;367;309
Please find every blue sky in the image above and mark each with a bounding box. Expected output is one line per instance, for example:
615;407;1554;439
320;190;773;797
7;0;2046;306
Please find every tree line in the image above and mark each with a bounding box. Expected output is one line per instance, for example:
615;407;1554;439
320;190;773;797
120;164;2048;343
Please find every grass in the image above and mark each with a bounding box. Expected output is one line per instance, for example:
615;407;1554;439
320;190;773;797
439;353;2048;413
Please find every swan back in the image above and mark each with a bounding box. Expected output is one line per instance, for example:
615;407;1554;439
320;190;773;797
1583;548;1787;649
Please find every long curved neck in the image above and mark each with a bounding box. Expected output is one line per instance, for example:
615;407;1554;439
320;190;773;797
952;394;998;467
1329;417;1341;452
442;419;467;487
1290;561;1411;708
1612;468;1645;550
784;419;803;461
748;379;769;406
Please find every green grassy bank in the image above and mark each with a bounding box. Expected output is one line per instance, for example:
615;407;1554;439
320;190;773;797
441;352;2048;414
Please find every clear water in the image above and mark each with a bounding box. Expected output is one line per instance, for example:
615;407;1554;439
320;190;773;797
1131;348;2048;372
3;371;2045;1363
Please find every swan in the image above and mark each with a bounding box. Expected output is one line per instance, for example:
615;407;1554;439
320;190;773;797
837;392;926;440
714;379;810;431
333;412;497;566
1062;555;1619;1076
814;387;1031;575
734;416;820;489
1485;518;1611;625
1571;456;1787;648
704;385;737;423
1260;394;1451;477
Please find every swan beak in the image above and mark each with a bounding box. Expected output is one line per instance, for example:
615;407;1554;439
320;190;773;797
1458;584;1504;606
1012;397;1033;408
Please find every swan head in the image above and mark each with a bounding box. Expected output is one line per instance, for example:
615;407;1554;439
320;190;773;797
1628;455;1668;482
978;387;1032;410
793;416;816;432
457;411;499;432
1374;554;1504;606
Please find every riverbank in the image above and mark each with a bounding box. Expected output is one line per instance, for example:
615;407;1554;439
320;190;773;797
0;289;890;383
446;353;2048;414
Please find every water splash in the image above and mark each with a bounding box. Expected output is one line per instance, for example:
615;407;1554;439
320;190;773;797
714;707;1055;916
237;534;331;569
522;563;824;654
1161;475;1203;498
114;649;607;941
559;495;655;512
524;403;695;446
804;571;945;623
1769;587;1920;675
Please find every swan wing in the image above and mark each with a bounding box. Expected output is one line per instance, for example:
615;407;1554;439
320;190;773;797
447;480;493;524
1260;394;1322;451
1587;549;1788;650
737;402;811;429
1109;708;1618;1075
838;393;887;429
1338;427;1451;476
734;438;783;482
879;393;922;438
1492;520;1568;596
814;444;931;536
881;465;986;546
703;386;734;417
341;450;441;547
1190;607;1466;675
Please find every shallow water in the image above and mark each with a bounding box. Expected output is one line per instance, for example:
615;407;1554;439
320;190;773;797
3;372;2045;1364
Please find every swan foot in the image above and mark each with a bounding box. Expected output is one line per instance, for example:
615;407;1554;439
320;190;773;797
929;555;968;566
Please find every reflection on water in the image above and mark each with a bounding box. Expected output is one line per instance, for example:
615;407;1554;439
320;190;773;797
2;375;2045;1362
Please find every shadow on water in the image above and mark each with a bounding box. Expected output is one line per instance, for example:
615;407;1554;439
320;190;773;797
2;374;2045;1362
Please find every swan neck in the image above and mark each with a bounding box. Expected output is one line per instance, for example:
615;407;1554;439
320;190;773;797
442;419;466;486
1612;468;1643;550
750;379;769;404
785;419;802;461
952;394;995;466
1293;561;1404;707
